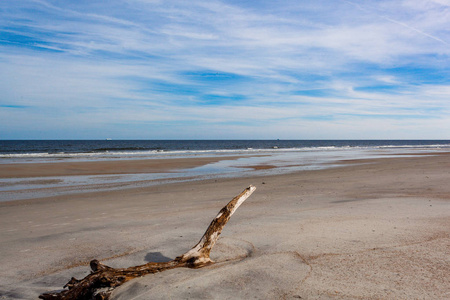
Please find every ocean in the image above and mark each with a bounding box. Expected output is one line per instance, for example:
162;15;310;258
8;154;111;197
1;140;450;161
1;140;449;202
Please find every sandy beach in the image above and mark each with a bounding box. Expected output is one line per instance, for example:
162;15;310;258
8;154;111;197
0;153;449;299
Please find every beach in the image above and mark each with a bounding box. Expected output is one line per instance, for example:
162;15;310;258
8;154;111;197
0;152;449;299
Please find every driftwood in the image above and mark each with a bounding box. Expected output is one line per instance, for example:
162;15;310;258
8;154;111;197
39;185;256;300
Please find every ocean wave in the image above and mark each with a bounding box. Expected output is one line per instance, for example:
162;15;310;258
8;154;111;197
1;143;450;160
91;146;164;152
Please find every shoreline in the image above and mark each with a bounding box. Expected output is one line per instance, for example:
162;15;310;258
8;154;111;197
2;151;450;206
0;153;449;299
1;150;450;204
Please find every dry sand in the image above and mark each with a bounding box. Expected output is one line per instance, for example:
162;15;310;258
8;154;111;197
0;153;449;299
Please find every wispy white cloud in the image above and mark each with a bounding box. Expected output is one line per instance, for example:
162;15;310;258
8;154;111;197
1;0;450;139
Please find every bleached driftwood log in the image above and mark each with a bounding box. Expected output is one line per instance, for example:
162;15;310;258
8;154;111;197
39;185;256;300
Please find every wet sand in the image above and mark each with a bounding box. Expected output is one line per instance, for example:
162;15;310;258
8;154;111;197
0;153;449;299
0;156;246;178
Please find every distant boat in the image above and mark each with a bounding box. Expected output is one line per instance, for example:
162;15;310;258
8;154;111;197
106;138;112;140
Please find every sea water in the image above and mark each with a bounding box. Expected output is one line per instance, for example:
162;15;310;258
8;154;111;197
2;140;450;161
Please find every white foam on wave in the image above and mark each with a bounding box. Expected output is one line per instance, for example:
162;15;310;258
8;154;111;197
1;143;449;161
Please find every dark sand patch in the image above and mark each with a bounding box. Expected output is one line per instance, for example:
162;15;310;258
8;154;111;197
0;156;246;178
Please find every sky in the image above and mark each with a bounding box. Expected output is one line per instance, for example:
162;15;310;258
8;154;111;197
1;0;450;140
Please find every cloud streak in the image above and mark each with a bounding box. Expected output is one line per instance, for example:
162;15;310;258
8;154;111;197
342;0;449;46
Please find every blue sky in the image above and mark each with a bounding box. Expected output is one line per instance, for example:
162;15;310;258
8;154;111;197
1;0;450;139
